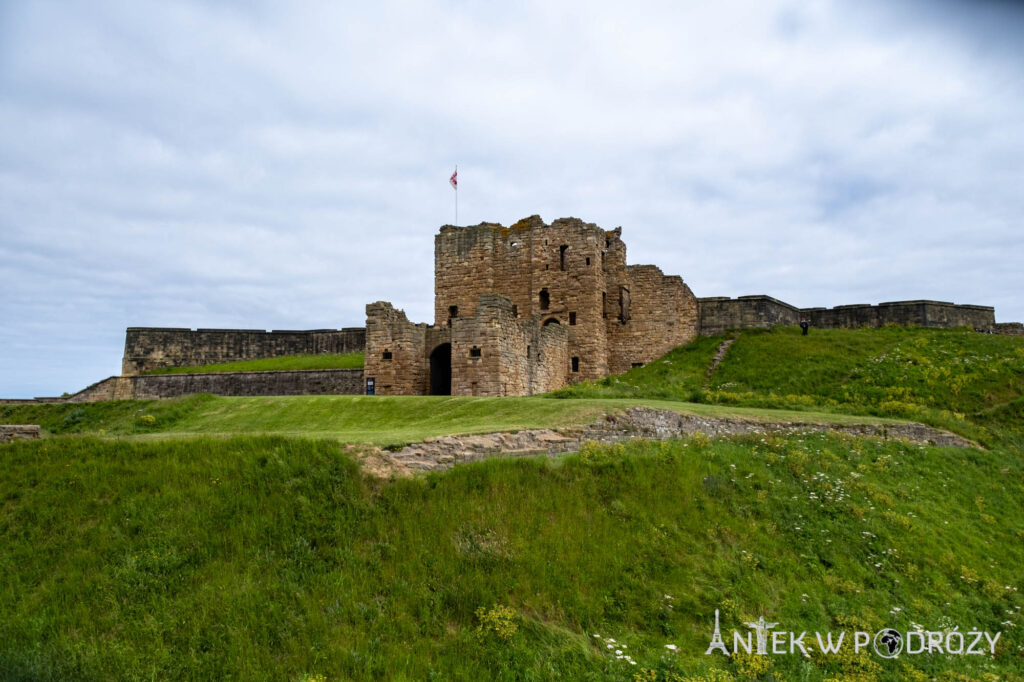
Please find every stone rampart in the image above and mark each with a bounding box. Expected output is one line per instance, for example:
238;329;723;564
801;300;995;330
993;322;1024;337
698;296;801;335
9;370;364;403
122;327;365;375
699;297;998;334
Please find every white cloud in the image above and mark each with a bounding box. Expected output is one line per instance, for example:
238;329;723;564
1;0;1023;396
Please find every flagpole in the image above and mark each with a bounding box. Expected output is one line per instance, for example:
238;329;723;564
455;164;458;226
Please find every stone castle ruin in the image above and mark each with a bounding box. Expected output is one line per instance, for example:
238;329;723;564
364;216;699;396
6;215;1020;404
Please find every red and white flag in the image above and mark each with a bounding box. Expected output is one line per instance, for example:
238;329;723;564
450;168;458;189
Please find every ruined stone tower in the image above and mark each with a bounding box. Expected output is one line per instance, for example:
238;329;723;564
363;216;699;396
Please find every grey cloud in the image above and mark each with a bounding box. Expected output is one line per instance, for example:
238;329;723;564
1;0;1023;397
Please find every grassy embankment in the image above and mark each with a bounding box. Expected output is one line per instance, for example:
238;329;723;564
1;326;1022;680
555;326;1024;448
1;433;1022;680
0;394;907;449
141;352;365;374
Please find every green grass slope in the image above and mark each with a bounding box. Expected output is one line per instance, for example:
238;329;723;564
141;351;365;374
1;434;1021;681
2;326;1022;680
1;394;907;448
556;326;1024;446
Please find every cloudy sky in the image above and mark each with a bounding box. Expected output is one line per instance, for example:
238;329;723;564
1;0;1022;398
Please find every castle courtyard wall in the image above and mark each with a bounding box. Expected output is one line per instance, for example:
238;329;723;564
122;327;365;375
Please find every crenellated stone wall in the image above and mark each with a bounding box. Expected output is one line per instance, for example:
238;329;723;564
122;327;365;375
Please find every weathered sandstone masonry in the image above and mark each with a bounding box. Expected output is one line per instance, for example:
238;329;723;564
0;370;365;404
0;425;41;443
383;407;974;473
698;296;997;335
365;216;700;396
122;327;365;375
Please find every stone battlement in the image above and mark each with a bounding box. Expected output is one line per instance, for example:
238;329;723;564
698;296;997;335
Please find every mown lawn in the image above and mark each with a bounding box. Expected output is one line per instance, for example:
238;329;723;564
1;394;909;448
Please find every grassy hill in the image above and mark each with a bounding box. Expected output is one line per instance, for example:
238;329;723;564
140;351;365;374
555;326;1024;448
1;326;1022;681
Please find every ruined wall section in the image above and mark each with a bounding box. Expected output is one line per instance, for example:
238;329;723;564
444;293;570;397
529;321;570;394
364;302;429;395
122;327;365;375
606;267;699;374
452;295;524;396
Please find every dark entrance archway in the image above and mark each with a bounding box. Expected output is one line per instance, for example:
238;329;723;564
429;343;452;395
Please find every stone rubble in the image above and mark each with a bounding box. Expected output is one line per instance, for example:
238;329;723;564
381;407;975;474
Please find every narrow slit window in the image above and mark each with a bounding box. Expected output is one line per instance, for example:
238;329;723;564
571;357;580;372
569;312;576;325
559;244;568;271
539;288;550;310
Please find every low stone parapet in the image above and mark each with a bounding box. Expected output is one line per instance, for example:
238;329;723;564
0;425;41;443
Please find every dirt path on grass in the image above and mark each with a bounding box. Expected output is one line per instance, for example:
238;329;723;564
704;336;736;387
361;407;975;477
